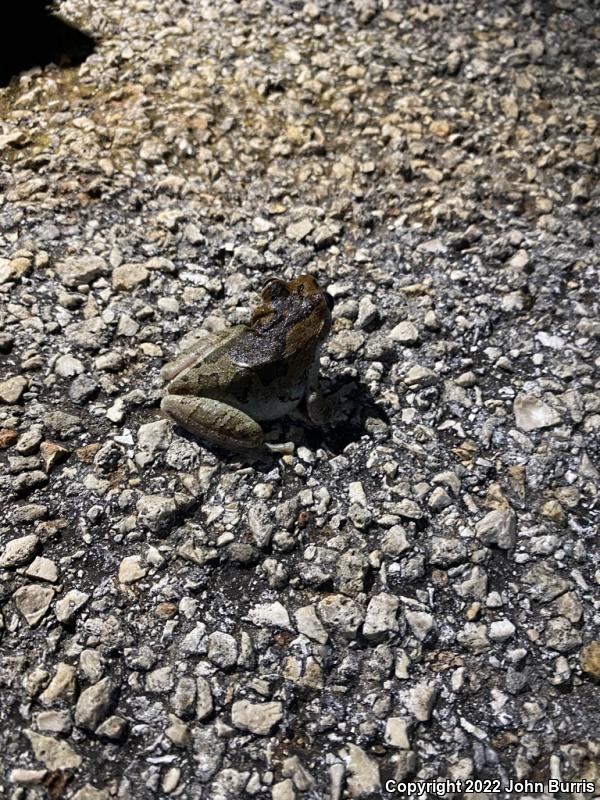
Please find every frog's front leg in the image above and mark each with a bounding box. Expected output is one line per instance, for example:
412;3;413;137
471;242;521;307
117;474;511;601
161;395;294;454
305;358;352;427
305;358;333;426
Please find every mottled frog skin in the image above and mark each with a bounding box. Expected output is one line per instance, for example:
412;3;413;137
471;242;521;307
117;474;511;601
160;275;334;453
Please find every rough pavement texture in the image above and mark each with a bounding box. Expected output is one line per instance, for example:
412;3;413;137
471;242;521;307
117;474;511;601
1;1;599;798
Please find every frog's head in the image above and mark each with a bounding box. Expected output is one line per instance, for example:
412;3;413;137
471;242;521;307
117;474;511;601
252;274;334;352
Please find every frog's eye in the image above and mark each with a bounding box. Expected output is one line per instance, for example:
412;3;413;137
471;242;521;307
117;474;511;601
262;278;289;301
325;292;335;311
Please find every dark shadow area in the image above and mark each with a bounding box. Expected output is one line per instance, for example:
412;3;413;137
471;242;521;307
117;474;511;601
0;1;95;87
301;376;390;455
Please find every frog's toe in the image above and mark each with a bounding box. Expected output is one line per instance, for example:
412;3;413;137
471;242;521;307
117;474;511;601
160;395;179;417
265;441;295;455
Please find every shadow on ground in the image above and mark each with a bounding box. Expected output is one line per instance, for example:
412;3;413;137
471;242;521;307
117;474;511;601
0;1;95;87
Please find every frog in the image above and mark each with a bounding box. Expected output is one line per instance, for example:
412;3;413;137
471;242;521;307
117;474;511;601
160;274;335;454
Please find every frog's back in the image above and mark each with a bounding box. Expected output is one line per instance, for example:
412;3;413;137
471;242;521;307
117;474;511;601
227;330;312;421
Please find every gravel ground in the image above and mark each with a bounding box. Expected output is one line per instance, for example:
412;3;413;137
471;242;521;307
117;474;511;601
1;1;599;798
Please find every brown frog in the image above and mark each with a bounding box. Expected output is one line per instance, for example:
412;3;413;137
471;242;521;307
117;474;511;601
160;274;334;453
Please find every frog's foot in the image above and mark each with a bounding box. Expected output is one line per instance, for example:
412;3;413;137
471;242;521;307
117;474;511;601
265;441;295;455
306;384;354;427
306;391;336;427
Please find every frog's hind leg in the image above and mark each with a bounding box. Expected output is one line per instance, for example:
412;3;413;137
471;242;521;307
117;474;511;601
161;395;293;454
